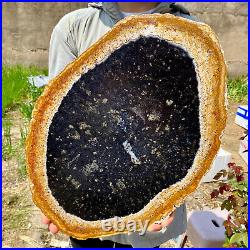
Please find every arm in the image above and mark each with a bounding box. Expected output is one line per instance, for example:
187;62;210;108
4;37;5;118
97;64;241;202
48;26;77;80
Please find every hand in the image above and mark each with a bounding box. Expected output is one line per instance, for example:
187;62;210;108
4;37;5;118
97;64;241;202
148;212;174;232
41;212;174;234
41;214;59;234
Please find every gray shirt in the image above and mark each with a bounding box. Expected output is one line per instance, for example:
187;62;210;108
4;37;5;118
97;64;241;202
48;2;194;247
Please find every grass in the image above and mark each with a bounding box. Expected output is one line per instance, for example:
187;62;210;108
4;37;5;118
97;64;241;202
2;117;28;178
2;65;47;178
17;125;28;178
227;76;248;103
19;83;44;120
2;65;47;115
2;118;13;160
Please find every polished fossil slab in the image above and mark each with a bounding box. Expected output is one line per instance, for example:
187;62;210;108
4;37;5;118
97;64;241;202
26;14;226;239
46;36;200;221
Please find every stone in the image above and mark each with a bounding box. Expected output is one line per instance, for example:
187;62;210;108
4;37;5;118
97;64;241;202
26;14;227;239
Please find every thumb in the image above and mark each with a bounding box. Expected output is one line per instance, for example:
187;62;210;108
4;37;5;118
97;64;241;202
49;223;59;234
41;214;51;225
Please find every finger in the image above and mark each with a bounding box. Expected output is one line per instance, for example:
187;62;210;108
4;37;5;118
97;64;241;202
148;222;162;232
161;215;174;228
49;223;59;234
41;214;51;225
148;212;175;232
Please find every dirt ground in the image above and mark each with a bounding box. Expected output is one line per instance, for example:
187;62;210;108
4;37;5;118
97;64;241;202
2;101;247;248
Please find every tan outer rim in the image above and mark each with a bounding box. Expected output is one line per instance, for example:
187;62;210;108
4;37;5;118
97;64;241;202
26;14;227;239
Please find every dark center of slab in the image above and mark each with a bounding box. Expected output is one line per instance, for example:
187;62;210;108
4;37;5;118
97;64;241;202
46;36;200;221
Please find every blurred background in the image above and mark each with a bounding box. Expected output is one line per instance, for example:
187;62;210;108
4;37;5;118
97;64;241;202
3;2;248;76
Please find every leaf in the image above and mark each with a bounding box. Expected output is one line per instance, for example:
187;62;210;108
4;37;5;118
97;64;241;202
224;183;231;191
237;183;247;192
210;162;248;248
221;169;228;178
221;200;234;211
211;190;219;199
236;175;244;182
228;172;235;180
228;162;236;168
234;166;243;175
243;233;248;247
219;183;231;193
226;226;233;237
219;186;224;194
213;172;223;180
223;237;231;247
230;232;248;247
229;179;238;189
228;195;236;202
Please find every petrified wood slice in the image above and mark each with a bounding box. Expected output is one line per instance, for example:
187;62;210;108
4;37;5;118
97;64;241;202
26;14;227;239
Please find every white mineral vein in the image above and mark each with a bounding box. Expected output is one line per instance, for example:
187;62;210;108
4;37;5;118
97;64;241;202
122;140;141;165
67;153;80;168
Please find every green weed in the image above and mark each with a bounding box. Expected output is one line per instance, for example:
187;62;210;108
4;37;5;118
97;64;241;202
2;118;28;177
2;119;13;160
17;125;28;178
2;65;47;115
227;76;248;103
19;84;44;121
